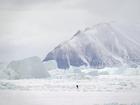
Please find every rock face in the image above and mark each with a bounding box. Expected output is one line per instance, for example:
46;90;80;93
7;56;50;79
43;23;140;69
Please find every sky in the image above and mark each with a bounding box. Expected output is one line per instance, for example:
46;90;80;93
0;0;140;62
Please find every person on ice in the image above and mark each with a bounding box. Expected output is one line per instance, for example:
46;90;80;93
76;85;79;89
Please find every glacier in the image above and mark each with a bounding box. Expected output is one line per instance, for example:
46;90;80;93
1;58;140;80
0;56;50;79
43;22;140;69
1;22;140;79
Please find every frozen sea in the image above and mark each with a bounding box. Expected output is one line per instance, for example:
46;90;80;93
0;75;140;105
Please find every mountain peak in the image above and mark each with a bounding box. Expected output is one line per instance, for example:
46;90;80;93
44;22;140;69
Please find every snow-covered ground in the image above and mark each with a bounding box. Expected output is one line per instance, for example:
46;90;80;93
0;75;140;105
0;91;140;105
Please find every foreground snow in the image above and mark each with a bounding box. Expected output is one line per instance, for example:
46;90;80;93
0;75;140;105
0;91;140;105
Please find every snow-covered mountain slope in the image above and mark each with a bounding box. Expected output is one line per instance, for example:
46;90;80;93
44;22;140;69
0;56;50;79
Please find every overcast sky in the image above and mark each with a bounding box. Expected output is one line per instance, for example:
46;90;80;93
0;0;140;62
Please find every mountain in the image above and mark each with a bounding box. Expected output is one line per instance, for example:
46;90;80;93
43;22;140;69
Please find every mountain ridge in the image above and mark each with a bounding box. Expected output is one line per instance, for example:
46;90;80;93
43;22;140;69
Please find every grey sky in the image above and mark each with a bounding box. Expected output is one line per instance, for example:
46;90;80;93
0;0;140;62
